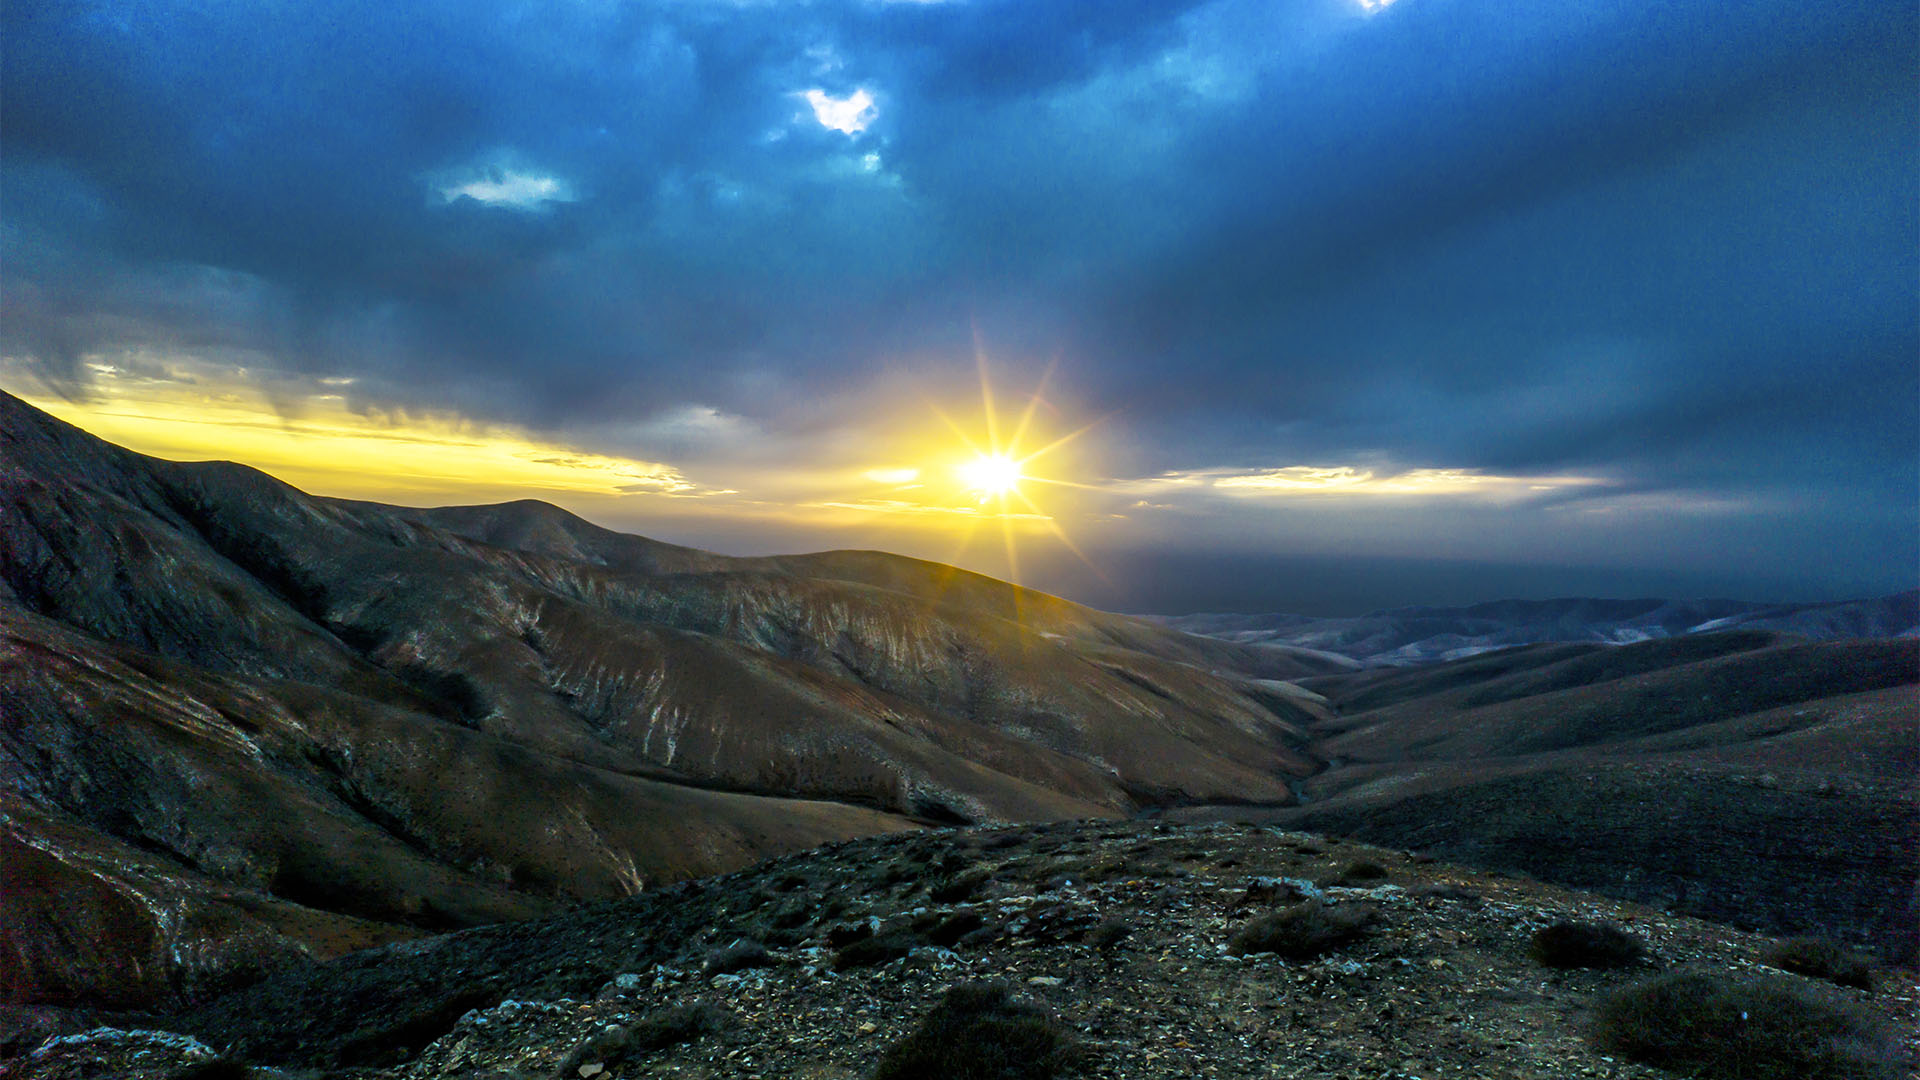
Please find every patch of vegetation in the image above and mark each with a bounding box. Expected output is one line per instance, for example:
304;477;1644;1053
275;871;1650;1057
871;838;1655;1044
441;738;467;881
1228;901;1379;960
873;982;1081;1080
834;931;919;970
1082;916;1132;950
703;939;772;977
1409;883;1480;905
1591;971;1899;1080
1329;860;1390;887
1763;938;1875;991
931;867;995;903
1236;878;1305;908
826;921;877;948
547;1004;730;1080
922;910;987;947
1529;921;1648;969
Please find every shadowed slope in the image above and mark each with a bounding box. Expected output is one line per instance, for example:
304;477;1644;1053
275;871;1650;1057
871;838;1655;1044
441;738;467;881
1178;635;1920;956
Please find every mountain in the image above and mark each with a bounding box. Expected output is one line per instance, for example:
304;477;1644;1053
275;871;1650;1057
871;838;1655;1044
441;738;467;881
5;388;1913;1056
1171;632;1920;959
1154;592;1920;665
0;392;1336;1010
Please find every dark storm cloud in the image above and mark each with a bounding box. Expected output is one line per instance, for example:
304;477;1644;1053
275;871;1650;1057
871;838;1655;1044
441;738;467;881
2;0;1914;602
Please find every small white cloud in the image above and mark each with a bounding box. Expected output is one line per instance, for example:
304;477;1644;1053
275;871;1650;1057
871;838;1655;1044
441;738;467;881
436;167;577;211
802;88;877;135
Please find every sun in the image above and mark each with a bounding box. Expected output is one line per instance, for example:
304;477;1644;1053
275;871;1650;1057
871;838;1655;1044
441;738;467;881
903;346;1113;595
958;452;1024;500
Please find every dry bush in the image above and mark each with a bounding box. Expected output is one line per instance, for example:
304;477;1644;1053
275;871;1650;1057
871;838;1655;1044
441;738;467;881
1764;937;1875;991
546;1004;729;1079
1082;916;1132;951
872;982;1080;1080
1591;971;1900;1080
833;931;919;970
1329;860;1390;887
703;939;771;977
1529;921;1648;969
1228;901;1379;959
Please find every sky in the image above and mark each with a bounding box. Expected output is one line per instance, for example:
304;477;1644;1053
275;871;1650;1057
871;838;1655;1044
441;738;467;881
3;0;1915;614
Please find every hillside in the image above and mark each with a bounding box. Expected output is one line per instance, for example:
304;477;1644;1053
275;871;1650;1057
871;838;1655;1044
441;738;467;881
11;821;1915;1079
1174;634;1920;959
0;392;1328;1011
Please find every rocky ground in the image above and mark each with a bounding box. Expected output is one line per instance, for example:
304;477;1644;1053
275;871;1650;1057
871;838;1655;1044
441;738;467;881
7;820;1914;1079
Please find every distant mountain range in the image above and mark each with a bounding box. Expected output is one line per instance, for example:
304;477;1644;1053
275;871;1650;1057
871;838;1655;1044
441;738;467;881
1153;592;1920;666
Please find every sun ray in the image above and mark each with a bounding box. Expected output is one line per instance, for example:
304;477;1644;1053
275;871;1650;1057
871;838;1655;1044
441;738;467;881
1006;354;1058;458
1013;412;1111;466
1013;488;1108;582
929;403;987;457
1019;475;1110;492
973;323;1001;451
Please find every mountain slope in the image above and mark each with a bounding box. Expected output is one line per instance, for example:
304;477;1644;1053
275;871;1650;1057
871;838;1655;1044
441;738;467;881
1174;634;1920;957
0;391;1322;1010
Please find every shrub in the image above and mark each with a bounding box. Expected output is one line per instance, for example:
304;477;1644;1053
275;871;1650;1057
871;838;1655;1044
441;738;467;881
1228;901;1379;959
1236;878;1305;908
703;939;772;977
923;910;987;947
1409;883;1481;906
872;983;1080;1080
1591;971;1899;1080
1330;860;1390;887
1529;921;1647;969
834;931;919;970
626;1003;730;1053
546;1004;729;1079
1763;938;1875;992
932;867;994;904
1082;916;1132;951
827;921;877;948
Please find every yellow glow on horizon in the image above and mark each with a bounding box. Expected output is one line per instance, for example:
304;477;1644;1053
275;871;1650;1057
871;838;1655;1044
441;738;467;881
6;365;722;506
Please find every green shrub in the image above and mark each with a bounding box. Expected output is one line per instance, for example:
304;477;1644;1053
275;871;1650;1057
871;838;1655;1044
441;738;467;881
1763;938;1875;991
1228;901;1378;959
1591;971;1899;1080
1529;921;1647;969
872;983;1080;1080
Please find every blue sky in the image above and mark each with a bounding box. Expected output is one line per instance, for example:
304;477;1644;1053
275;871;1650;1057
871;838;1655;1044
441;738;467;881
3;0;1914;612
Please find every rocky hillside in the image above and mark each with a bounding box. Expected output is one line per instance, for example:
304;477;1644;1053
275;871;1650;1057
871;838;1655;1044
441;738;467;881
10;821;1915;1079
0;392;1333;1011
1175;633;1920;959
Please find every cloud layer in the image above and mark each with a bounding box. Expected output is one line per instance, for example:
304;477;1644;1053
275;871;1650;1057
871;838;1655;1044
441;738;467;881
2;0;1914;609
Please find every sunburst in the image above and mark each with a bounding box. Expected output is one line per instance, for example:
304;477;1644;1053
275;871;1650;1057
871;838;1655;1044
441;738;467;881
927;343;1109;595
